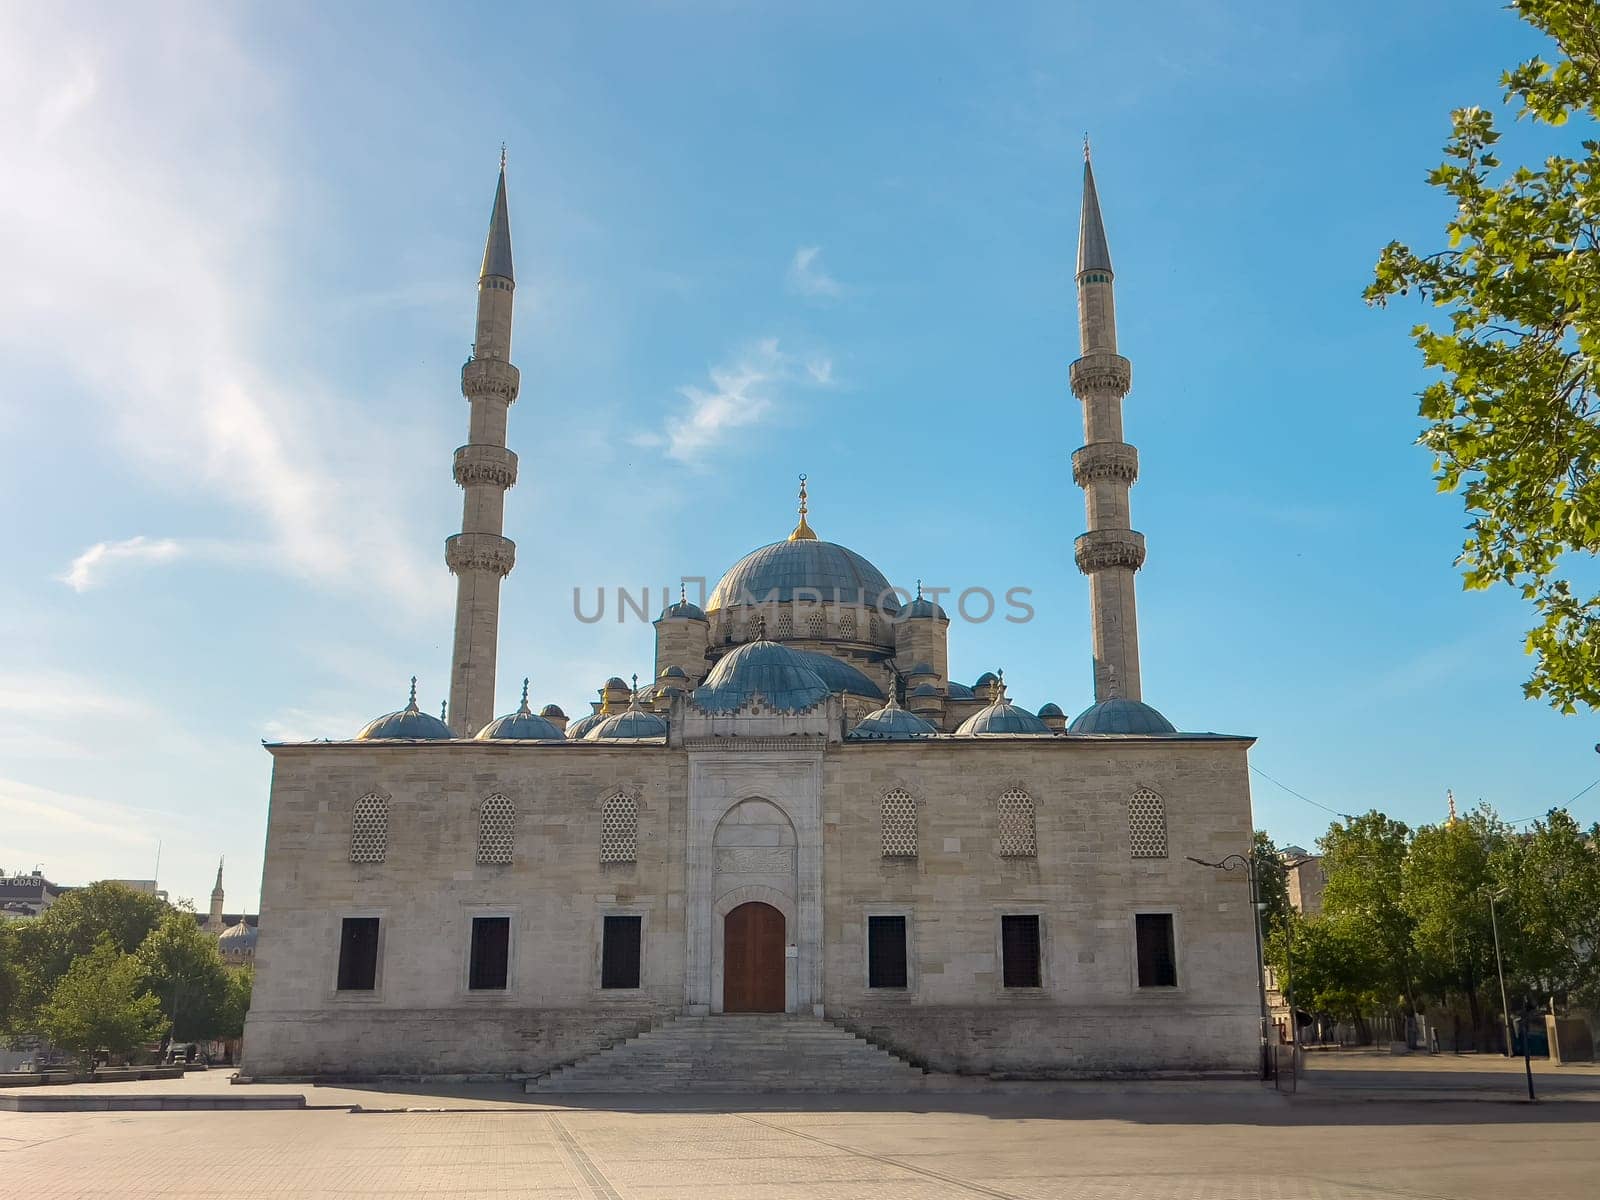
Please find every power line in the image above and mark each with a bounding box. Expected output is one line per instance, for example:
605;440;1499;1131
1504;776;1600;826
1249;764;1354;820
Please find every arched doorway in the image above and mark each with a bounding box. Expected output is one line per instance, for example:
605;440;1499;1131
723;901;785;1012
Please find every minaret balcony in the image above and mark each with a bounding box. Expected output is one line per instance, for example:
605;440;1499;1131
446;532;516;578
453;444;519;490
1071;442;1139;487
1069;353;1131;400
1074;529;1146;574
461;356;521;404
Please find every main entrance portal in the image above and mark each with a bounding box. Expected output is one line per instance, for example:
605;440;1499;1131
723;901;786;1012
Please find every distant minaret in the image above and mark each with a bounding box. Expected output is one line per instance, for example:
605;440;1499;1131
1070;142;1145;702
207;858;225;932
446;150;521;736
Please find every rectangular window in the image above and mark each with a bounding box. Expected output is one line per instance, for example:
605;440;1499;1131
1001;914;1041;988
468;916;511;990
336;916;380;991
601;915;642;989
1136;913;1178;988
867;915;908;989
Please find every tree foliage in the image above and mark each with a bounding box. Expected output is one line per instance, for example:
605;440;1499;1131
134;910;233;1043
37;938;167;1073
1367;0;1600;710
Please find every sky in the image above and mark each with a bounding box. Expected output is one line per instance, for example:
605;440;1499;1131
2;1;1595;911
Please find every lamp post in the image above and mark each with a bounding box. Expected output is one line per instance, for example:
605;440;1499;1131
1487;888;1512;1057
1187;853;1271;1080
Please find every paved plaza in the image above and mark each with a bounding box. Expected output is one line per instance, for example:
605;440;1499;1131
4;1072;1599;1200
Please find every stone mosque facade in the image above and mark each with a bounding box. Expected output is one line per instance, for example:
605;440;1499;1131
241;152;1261;1082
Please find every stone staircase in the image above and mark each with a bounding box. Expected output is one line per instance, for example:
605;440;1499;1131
525;1014;929;1093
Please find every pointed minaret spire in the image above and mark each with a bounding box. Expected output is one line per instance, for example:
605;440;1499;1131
1070;146;1146;703
207;857;225;932
447;152;521;736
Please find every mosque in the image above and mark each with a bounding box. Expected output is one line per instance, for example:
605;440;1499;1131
241;152;1261;1083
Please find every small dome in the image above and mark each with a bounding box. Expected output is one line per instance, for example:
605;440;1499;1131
849;696;939;740
478;680;565;740
661;595;708;622
906;661;937;678
357;679;454;741
955;690;1052;736
585;705;669;740
1037;702;1065;718
659;665;689;680
973;671;1000;691
218;920;258;949
565;710;606;740
904;582;948;620
1067;698;1177;735
909;682;941;698
691;639;832;713
538;703;566;720
604;676;630;691
946;681;975;699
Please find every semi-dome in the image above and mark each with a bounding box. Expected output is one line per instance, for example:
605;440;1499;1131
787;648;883;699
1068;698;1177;735
707;539;900;614
477;681;565;741
955;679;1051;736
691;639;832;713
585;704;668;740
848;695;939;741
357;679;454;741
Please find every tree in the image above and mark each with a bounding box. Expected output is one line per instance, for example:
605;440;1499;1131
1320;812;1419;1017
37;938;167;1074
1492;808;1600;1007
133;911;232;1043
1253;830;1295;940
216;966;253;1042
5;881;166;1034
0;921;26;1039
1366;1;1600;710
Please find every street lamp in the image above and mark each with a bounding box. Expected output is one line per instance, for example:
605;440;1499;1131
1187;853;1271;1080
1484;885;1536;1101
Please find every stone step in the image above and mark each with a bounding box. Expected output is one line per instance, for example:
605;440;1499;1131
527;1014;928;1094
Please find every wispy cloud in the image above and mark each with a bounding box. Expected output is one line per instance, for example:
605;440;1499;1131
787;245;842;299
640;339;836;465
59;536;184;592
0;7;441;614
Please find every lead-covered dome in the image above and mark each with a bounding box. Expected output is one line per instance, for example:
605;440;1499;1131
955;678;1051;736
848;695;939;740
585;705;668;740
357;678;454;740
1068;698;1176;735
691;639;832;712
477;680;565;741
707;540;900;614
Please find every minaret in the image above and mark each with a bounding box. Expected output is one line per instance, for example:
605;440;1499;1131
207;858;225;932
446;150;520;736
1070;142;1145;702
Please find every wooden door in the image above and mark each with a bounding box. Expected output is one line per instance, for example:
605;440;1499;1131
723;901;786;1012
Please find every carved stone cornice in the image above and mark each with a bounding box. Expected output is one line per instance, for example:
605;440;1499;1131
445;532;516;578
1072;442;1140;488
461;356;520;404
1074;529;1146;574
453;444;519;490
1069;353;1131;400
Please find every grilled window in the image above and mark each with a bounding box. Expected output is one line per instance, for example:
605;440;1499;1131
838;611;856;640
1136;913;1177;987
468;916;510;990
350;794;389;863
869;615;881;641
775;608;793;638
336;917;380;991
1129;788;1168;858
997;789;1036;857
476;794;514;864
880;789;917;858
807;609;825;638
868;915;908;988
600;792;638;863
601;915;642;988
1001;915;1042;988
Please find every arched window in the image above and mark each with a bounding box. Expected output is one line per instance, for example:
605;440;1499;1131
838;611;856;640
477;794;515;864
775;608;793;639
1129;788;1168;858
997;788;1036;858
880;789;917;858
807;609;826;638
600;791;639;863
350;793;390;863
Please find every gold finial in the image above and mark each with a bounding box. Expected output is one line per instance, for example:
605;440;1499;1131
788;473;817;541
1447;789;1458;826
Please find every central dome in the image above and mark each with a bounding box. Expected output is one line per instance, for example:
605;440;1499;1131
707;539;900;614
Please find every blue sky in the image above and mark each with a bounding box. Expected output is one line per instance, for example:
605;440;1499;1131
2;1;1593;909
